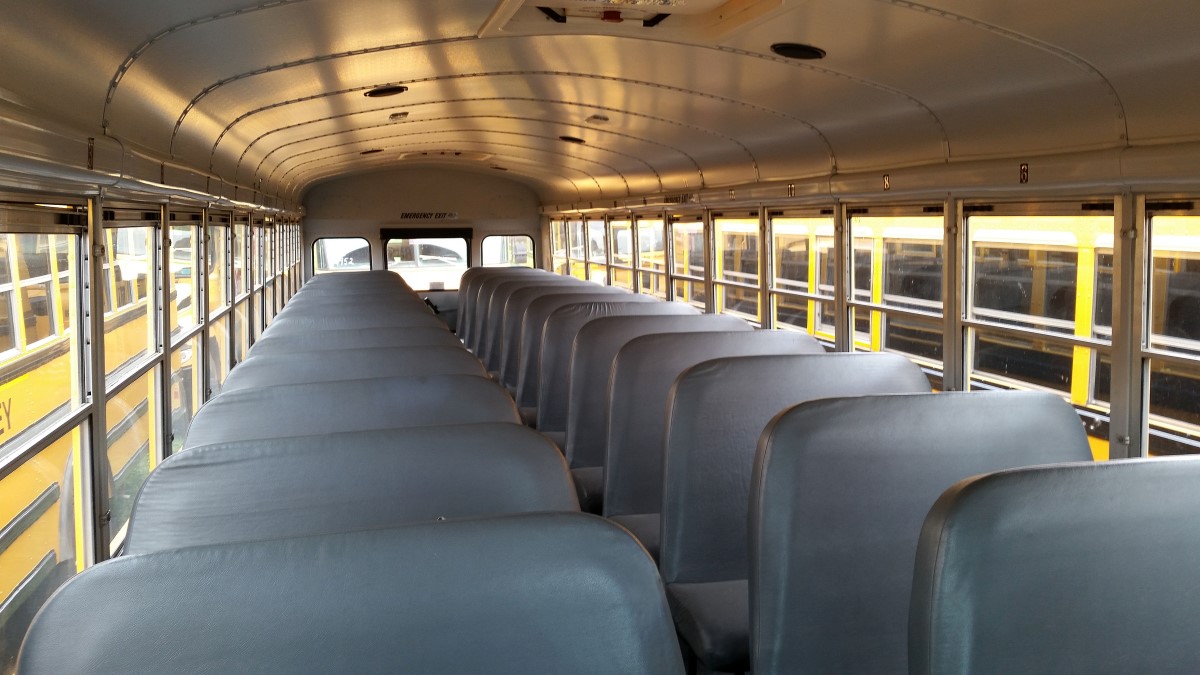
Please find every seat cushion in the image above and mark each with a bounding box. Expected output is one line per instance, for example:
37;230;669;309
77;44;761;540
571;466;604;514
666;579;749;673
610;513;660;562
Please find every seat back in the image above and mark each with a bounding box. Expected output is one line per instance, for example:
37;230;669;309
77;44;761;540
302;269;410;291
752;391;1093;674
20;513;685;675
660;353;931;585
126;424;577;554
459;267;544;342
279;293;428;312
560;314;751;458
909;456;1200;675
514;292;656;406
182;374;520;449
262;307;445;336
248;326;459;355
603;330;824;518
535;301;699;435
479;276;581;370
223;346;486;391
499;285;627;391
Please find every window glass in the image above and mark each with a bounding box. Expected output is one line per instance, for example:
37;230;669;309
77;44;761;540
207;313;230;397
0;240;14;354
550;221;568;276
770;216;832;337
773;293;809;332
103;225;156;383
714;217;759;284
968;216;1111;335
386;237;468;290
1146;213;1200;455
208;224;229;313
169;223;200;343
1149;216;1200;351
566;221;587;280
106;369;158;551
673;279;706;310
253;288;264;341
773;217;828;294
610;220;633;268
313;238;369;273
482;235;534;267
233;300;249;366
672;220;704;278
170;335;202;454
636;218;666;272
252;222;263;288
848;214;944;359
16;235;55;347
971;329;1074;394
54;236;71;335
0;232;81;449
567;220;586;262
0;236;10;285
611;267;634;290
639;272;668;299
814;239;838;336
965;211;1113;459
587;220;607;265
232;216;247;297
0;427;79;672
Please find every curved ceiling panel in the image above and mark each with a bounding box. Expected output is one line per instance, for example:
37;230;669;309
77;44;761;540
1;0;1198;205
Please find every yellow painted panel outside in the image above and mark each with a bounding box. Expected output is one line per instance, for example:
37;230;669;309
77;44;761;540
0;433;73;601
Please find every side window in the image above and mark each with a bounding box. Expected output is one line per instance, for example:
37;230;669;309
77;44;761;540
16;234;56;345
0;236;15;353
482;235;534;268
313;237;370;273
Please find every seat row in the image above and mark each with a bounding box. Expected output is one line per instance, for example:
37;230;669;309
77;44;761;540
18;270;688;674
458;267;1200;674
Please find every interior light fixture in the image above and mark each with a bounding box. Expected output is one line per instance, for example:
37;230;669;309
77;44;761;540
559;135;586;144
365;85;409;98
360;149;383;155
389;111;410;121
585;114;610;124
770;43;826;60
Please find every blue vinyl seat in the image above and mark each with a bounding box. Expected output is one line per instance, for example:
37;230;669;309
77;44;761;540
751;391;1093;674
19;513;686;675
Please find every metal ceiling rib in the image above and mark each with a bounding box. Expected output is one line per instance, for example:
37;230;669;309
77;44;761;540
101;0;316;130
177;64;841;174
258;116;676;188
293;153;588;202
239;108;707;187
275;136;634;197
